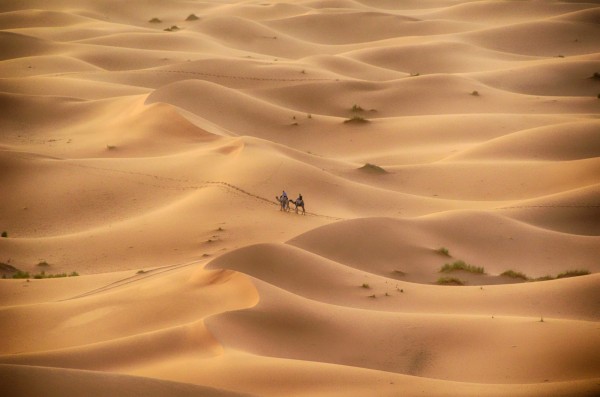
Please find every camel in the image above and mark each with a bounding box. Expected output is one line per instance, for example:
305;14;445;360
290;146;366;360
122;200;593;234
289;197;305;215
276;195;290;212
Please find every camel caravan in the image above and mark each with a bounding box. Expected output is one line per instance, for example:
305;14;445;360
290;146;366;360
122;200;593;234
276;190;305;215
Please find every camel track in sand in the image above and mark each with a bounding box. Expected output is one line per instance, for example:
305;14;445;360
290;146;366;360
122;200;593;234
67;161;342;220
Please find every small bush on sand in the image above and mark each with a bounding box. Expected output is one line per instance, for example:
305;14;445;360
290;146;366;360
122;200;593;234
359;163;386;174
164;25;180;31
592;72;600;80
436;277;464;286
344;115;369;124
186;14;199;21
440;260;484;274
471;90;480;96
361;283;370;289
556;269;590;279
15;270;79;279
12;271;31;279
149;17;162;23
37;261;50;267
500;270;528;280
1;231;7;238
351;104;365;112
436;247;451;257
532;275;554;282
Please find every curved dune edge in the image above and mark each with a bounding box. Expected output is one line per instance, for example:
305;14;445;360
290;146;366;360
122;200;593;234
0;364;257;397
2;0;600;396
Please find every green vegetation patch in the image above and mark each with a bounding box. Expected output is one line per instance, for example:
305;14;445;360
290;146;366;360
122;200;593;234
12;270;79;279
556;269;590;279
436;247;451;257
436;277;465;286
440;260;485;274
500;270;528;280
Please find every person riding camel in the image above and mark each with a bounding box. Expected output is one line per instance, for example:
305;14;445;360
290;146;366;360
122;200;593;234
276;190;289;211
292;193;305;215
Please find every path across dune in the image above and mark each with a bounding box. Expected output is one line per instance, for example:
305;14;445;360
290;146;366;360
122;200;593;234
1;1;599;396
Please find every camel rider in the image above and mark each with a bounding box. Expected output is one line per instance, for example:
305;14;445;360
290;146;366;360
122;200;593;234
282;190;288;200
296;194;303;205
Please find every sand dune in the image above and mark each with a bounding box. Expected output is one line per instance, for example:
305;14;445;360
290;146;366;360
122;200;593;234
345;41;535;73
446;120;600;161
1;364;256;397
2;1;599;396
206;280;600;382
461;19;600;57
473;58;600;97
287;213;600;280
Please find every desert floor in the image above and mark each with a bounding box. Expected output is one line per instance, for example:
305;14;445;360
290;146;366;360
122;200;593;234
1;1;599;396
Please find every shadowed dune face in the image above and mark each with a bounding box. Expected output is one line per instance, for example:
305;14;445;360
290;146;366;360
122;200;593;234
1;1;600;396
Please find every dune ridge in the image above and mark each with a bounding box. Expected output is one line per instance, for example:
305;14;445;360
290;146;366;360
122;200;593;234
1;1;599;396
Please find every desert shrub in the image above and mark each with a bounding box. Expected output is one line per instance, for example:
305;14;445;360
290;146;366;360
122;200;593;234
592;72;600;79
164;25;180;31
37;261;49;267
436;277;464;286
1;231;7;238
149;17;162;23
344;115;369;124
436;247;450;257
13;271;30;279
532;275;554;282
186;14;199;21
361;283;370;289
556;269;590;279
18;271;79;279
500;270;528;280
359;163;386;173
440;260;485;274
471;90;479;96
351;104;364;112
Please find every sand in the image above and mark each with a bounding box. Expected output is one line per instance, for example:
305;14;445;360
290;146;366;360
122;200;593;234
1;1;599;396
